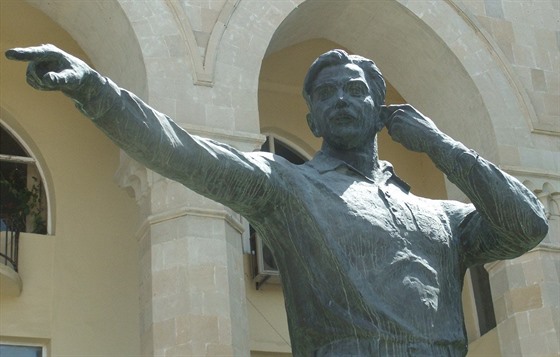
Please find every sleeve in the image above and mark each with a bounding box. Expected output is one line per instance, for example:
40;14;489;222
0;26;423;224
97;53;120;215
69;74;287;218
429;136;548;267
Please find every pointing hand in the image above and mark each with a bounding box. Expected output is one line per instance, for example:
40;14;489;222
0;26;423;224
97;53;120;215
6;44;94;94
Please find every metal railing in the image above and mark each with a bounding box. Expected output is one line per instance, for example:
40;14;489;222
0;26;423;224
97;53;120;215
0;219;20;272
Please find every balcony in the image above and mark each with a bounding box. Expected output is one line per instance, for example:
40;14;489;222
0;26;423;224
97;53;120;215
0;219;22;296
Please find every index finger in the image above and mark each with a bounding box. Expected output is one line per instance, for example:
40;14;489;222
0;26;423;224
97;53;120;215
5;44;62;62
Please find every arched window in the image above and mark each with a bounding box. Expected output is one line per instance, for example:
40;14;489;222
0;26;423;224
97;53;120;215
0;124;48;271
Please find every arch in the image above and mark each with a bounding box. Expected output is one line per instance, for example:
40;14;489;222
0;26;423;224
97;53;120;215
218;0;549;170
165;0;242;86
25;0;148;99
264;0;500;160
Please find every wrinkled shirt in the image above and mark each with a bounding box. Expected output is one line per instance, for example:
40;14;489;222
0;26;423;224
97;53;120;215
78;77;548;356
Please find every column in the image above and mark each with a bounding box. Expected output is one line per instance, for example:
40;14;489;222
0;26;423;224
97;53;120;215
115;153;252;356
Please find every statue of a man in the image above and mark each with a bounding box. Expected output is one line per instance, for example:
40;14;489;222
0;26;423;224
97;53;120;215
6;45;548;356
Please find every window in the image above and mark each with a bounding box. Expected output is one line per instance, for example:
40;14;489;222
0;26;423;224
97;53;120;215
0;343;46;357
0;125;47;234
0;124;48;273
250;135;310;289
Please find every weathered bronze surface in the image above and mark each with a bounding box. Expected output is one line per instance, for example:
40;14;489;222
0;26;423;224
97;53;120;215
6;45;548;356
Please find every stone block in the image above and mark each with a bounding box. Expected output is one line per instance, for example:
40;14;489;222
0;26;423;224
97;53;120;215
489;262;508;298
153;293;188;323
149;14;178;37
515;311;531;337
218;315;233;344
494;296;508;323
507;284;543;314
498;145;520;166
543;94;560;116
162;238;189;268
463;0;486;16
187;236;227;265
534;45;553;71
188;314;220;344
202;291;230;317
205;105;235;130
497;316;521;355
522;257;544;285
492;20;515;48
142;35;171;58
149;242;165;273
175;215;220;240
484;0;504;18
164;343;190;357
476;15;493;35
535;28;558;50
201;8;220;33
531;69;547;92
520;333;550;356
505;260;527;289
206;343;234;356
164;34;188;58
547;70;559;93
512;44;536;68
187;263;218;293
528;307;555;334
519;147;544;169
152;267;179;298
545;330;560;355
153;318;176;350
540;282;560;307
541;256;560;282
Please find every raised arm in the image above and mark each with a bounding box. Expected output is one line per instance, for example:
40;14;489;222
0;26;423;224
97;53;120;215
382;104;549;266
5;44;283;217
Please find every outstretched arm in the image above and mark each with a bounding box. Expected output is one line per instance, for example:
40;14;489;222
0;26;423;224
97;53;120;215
5;44;283;217
382;104;548;266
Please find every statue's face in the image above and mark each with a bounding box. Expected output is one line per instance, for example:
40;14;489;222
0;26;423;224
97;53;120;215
307;63;380;151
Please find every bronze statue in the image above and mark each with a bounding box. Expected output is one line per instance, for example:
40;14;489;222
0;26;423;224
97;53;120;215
6;45;548;356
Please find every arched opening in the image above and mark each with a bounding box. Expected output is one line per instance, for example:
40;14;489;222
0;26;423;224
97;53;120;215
254;0;503;352
0;1;141;350
24;0;148;98
1;123;49;236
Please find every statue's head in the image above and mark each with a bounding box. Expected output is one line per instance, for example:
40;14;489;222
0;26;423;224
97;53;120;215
303;50;386;151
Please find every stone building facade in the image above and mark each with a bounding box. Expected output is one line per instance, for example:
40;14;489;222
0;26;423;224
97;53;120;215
0;0;558;356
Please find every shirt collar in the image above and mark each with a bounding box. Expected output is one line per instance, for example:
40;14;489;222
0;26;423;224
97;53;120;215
306;151;411;192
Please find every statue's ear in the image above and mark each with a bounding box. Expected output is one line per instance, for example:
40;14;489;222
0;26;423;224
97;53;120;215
307;113;321;137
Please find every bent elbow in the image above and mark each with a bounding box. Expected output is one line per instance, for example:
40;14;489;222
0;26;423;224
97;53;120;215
527;213;549;243
520;203;549;248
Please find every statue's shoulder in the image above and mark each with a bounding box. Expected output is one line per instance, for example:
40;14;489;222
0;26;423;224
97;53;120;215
245;150;307;176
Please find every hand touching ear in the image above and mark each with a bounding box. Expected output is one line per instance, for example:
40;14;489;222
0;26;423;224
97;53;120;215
380;104;443;153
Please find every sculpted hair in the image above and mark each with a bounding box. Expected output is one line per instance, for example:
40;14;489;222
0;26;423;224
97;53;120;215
303;49;386;109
